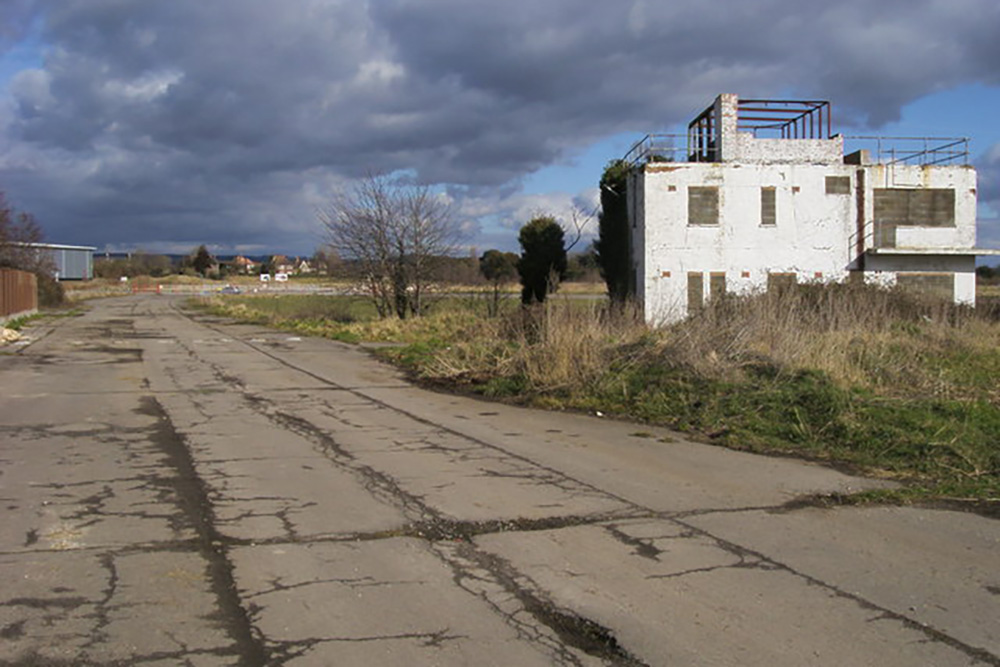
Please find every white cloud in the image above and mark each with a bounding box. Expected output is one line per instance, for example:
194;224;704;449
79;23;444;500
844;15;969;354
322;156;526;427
103;69;182;102
9;68;52;111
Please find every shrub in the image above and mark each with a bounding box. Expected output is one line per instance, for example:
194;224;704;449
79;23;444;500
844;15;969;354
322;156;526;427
36;272;65;307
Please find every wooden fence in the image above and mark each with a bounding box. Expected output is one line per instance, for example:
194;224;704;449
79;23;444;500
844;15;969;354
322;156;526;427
0;268;38;321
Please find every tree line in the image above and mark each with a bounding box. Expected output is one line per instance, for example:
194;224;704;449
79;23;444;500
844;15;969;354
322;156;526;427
4;155;635;316
321;164;631;319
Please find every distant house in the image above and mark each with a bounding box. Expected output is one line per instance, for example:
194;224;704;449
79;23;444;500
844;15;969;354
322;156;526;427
626;94;1000;323
270;255;295;275
231;255;258;274
294;258;314;274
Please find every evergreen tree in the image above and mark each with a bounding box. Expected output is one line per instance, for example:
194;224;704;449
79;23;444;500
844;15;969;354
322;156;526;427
192;245;214;277
594;159;632;304
517;216;567;304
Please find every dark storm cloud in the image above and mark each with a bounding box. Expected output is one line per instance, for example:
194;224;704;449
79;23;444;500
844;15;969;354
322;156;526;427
1;0;999;252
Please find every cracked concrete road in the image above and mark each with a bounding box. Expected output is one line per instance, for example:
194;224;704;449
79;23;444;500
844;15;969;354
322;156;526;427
1;295;998;666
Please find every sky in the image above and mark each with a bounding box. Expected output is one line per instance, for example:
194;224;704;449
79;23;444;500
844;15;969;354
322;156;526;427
0;0;999;260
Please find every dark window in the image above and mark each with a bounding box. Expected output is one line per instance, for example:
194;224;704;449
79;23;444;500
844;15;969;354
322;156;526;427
873;189;955;228
767;272;797;292
709;272;726;299
688;187;719;226
896;272;954;299
826;176;851;195
760;187;776;226
687;272;704;313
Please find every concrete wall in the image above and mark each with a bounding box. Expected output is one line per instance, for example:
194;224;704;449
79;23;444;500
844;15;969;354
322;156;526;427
863;254;976;304
632;160;979;323
863;164;977;251
732;135;844;165
636;161;857;322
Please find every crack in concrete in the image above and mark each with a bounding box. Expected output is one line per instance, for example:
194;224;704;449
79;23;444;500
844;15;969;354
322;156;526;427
436;540;649;667
603;524;664;561
645;556;770;581
166;303;1000;665
80;552;119;650
668;514;1000;666
162;308;651;664
3;597;90;610
244;574;414;603
0;645;244;666
138;395;269;666
263;629;466;666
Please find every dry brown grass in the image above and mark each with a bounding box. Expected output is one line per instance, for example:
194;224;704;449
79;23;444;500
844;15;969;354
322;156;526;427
664;283;1000;402
424;282;1000;406
425;299;648;394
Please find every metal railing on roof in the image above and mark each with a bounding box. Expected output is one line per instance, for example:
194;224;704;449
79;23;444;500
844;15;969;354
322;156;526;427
623;134;689;166
686;98;833;162
624;133;972;168
734;99;832;139
842;136;970;166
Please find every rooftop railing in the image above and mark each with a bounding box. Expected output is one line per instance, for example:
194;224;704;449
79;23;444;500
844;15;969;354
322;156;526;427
623;134;688;166
842;136;970;166
624;133;971;167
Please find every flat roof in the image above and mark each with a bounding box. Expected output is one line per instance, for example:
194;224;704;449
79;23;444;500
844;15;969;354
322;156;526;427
20;242;98;251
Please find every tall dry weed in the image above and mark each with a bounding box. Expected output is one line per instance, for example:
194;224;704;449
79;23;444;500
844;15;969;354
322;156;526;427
427;298;648;394
666;283;1000;400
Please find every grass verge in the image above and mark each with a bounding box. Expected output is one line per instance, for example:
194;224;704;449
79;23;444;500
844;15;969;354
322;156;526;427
3;313;43;331
193;286;1000;509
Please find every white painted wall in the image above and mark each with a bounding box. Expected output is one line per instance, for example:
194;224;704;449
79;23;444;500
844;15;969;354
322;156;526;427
733;135;844;165
633;161;980;324
637;162;856;323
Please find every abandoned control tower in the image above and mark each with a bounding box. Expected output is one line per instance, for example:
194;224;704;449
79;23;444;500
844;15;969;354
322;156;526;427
625;94;999;323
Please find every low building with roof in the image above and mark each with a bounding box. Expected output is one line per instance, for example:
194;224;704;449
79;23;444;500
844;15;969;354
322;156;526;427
22;243;96;280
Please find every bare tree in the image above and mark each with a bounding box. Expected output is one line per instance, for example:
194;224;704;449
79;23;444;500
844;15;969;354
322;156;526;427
0;191;51;275
0;191;63;306
318;174;461;318
401;185;460;316
562;200;597;253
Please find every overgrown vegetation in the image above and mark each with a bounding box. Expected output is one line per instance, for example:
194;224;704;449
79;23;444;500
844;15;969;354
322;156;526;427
198;283;1000;507
3;313;43;331
197;293;486;346
594;159;632;305
1;190;65;307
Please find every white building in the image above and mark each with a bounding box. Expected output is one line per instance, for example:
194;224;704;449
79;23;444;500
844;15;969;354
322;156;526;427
13;242;96;280
626;94;999;324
